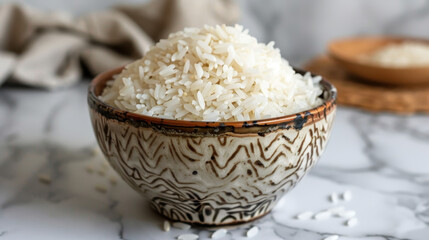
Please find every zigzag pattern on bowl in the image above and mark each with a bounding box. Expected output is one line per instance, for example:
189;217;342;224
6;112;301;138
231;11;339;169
90;110;335;225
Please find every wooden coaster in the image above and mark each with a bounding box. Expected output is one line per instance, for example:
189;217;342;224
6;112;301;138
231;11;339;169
304;55;429;114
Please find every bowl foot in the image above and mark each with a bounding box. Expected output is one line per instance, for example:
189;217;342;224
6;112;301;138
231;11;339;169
150;196;275;226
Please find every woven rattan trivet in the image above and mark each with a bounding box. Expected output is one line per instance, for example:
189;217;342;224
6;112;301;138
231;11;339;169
304;55;429;114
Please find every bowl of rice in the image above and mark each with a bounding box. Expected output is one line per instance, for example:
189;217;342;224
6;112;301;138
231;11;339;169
329;36;429;86
88;25;336;225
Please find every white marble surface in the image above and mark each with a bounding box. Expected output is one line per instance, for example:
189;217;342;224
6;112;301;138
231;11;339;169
0;81;429;240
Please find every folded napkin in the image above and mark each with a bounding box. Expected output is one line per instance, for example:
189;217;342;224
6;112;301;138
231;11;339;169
0;0;239;89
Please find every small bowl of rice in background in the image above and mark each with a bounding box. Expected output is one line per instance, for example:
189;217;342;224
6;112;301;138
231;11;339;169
329;36;429;86
88;24;336;225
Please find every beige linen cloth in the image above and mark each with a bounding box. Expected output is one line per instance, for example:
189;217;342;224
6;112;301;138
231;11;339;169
0;0;239;89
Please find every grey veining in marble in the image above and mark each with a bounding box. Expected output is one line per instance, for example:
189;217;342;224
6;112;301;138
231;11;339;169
0;81;429;240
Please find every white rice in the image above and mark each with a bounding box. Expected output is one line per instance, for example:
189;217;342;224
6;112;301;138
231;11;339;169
335;210;356;219
327;206;345;215
163;220;170;232
246;226;259;238
211;229;227;239
363;41;429;67
345;217;358;227
100;24;323;121
172;222;191;230
177;233;199;240
295;211;314;220
313;210;332;220
329;192;339;204
323;235;339;240
341;190;352;202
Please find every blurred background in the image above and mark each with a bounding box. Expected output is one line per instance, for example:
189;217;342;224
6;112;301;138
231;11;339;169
6;0;429;63
2;0;429;70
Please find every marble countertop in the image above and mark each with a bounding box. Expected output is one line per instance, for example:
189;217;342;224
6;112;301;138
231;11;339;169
0;81;428;240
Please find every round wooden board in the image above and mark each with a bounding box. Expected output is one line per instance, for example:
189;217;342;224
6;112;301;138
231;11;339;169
305;55;429;114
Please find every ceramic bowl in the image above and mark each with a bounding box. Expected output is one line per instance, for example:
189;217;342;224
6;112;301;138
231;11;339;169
329;36;429;86
88;67;337;225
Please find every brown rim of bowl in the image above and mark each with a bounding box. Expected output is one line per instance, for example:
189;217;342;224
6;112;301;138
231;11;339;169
88;66;336;134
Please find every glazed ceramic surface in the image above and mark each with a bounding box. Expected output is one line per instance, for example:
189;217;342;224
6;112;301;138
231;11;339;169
88;67;336;225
